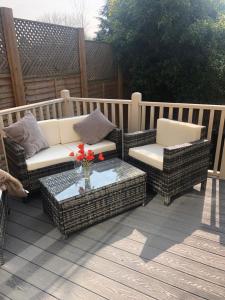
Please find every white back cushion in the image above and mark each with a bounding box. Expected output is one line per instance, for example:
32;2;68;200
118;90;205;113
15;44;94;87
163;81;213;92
38;119;60;146
59;115;88;144
156;118;203;147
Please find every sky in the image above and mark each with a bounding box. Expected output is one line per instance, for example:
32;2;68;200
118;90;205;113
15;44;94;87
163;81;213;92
0;0;106;38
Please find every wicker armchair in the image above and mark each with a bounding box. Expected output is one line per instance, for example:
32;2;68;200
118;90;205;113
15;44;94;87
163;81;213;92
124;119;210;205
4;128;122;193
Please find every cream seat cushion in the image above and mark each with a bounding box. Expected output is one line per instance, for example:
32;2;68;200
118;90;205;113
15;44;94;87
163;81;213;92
38;119;60;146
156;118;203;147
59;115;88;144
26;145;73;171
64;140;116;154
129;144;164;170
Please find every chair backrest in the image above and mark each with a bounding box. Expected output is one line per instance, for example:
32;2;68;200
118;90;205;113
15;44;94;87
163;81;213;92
156;118;204;147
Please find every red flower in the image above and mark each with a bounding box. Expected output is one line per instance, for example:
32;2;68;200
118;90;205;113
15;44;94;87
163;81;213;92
87;150;94;156
69;152;75;157
78;149;84;154
78;144;84;151
86;154;95;161
76;154;85;161
98;153;104;161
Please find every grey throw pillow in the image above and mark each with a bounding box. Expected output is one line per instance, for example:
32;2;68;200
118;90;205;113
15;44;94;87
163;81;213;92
4;112;49;158
73;109;116;144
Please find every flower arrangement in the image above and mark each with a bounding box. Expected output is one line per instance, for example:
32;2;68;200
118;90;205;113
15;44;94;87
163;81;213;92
69;144;104;178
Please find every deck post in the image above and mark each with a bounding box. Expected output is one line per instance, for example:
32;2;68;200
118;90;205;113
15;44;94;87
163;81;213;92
128;92;142;132
78;28;88;98
0;7;26;106
61;90;74;117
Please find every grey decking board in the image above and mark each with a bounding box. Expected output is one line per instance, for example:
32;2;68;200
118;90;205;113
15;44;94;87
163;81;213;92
2;178;225;300
5;225;206;300
2;250;105;300
82;217;225;257
0;269;57;300
8;217;225;289
11;197;225;253
0;292;12;300
9;208;225;273
6;214;225;300
5;234;153;300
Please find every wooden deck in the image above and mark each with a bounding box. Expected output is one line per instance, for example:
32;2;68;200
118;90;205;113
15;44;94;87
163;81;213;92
1;177;225;300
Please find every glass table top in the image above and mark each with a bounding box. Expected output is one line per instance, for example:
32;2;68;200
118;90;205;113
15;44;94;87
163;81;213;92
39;158;146;203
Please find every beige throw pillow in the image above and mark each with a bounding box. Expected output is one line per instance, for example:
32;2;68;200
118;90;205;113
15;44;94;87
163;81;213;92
73;109;115;144
4;112;49;158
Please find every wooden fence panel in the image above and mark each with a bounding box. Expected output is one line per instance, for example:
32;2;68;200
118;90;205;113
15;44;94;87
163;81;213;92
0;9;120;112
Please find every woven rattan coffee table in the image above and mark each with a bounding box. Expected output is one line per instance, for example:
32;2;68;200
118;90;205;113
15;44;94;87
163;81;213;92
39;158;146;238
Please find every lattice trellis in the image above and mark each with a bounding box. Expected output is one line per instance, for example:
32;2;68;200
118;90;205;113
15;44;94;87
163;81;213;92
14;18;80;77
86;41;116;81
0;18;10;74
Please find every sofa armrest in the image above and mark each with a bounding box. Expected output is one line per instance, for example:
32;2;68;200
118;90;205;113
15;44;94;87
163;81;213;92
4;137;25;157
124;129;157;160
163;139;210;172
106;128;122;157
3;137;28;181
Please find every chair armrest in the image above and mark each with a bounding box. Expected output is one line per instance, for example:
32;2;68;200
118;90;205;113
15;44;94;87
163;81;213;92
105;128;122;157
163;139;210;172
124;129;157;159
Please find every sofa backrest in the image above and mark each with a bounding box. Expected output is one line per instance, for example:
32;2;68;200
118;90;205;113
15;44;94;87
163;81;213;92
58;115;88;144
38;119;60;146
156;118;203;147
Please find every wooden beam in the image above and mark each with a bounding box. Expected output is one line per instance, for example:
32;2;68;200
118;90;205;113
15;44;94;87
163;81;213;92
78;28;88;98
0;7;26;106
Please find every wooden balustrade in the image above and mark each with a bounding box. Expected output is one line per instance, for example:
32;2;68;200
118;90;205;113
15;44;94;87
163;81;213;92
69;96;131;130
0;89;224;179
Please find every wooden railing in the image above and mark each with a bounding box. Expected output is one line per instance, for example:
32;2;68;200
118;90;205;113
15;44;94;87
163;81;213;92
0;89;224;179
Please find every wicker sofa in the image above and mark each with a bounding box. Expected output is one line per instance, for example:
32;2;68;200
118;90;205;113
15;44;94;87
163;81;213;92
124;118;210;205
4;115;122;193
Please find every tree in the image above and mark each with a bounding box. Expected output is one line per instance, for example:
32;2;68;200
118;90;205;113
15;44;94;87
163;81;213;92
38;0;91;39
97;0;225;103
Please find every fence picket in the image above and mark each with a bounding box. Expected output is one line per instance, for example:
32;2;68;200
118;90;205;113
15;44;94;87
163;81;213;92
141;106;146;130
198;109;203;125
111;104;116;125
168;107;173;119
159;106;163;118
178;108;183;121
188;108;193;123
119;104;124;130
213;111;225;175
104;103;108;118
52;103;57;118
207;110;214;141
150;106;155;129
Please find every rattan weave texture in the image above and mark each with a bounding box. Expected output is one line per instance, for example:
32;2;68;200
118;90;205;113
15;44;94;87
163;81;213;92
124;128;209;205
40;159;146;237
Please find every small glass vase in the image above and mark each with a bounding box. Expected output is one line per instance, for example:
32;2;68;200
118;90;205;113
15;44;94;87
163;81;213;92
82;164;91;180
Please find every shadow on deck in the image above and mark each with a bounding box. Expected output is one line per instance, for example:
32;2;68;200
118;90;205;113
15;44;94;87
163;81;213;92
1;178;225;300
